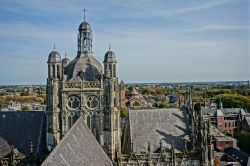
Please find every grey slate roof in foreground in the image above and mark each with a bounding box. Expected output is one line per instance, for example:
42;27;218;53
128;108;189;153
225;147;250;166
0;111;46;159
0;137;12;158
42;116;113;166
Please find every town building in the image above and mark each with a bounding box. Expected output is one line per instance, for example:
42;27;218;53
9;101;22;111
125;87;152;109
203;107;249;135
168;94;185;107
119;80;126;108
210;125;237;152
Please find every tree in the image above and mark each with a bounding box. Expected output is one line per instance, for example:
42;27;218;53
235;131;250;154
160;100;170;108
214;94;250;112
120;107;128;118
22;106;29;111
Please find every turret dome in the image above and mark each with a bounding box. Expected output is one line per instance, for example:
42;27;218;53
47;51;61;63
62;57;70;68
78;21;91;32
103;50;117;63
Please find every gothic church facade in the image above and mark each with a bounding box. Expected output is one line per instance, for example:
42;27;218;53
46;19;120;160
46;18;214;166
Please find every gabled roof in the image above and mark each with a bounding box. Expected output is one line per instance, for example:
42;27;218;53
125;109;189;153
221;108;244;115
119;80;125;88
0;137;25;158
0;137;12;158
216;109;224;116
240;109;247;116
42;117;113;166
0;111;46;160
244;117;250;126
129;87;139;96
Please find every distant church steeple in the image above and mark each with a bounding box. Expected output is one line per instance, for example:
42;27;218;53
219;101;223;109
77;8;92;53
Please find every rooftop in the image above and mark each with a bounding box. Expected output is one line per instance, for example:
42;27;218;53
0;111;46;160
126;108;190;153
42;116;112;166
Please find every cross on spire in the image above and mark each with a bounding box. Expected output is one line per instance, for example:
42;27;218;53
82;8;88;21
109;43;111;51
53;44;56;50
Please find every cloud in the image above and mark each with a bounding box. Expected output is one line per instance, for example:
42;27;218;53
0;22;74;38
163;0;236;17
0;0;248;84
182;24;249;33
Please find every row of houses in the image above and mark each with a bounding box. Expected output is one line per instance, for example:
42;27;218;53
203;106;250;136
1;101;46;112
202;106;250;165
120;85;185;109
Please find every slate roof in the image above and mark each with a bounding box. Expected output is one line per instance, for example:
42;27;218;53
210;125;236;142
0;137;12;158
62;57;70;68
48;51;61;63
128;87;139;96
42;116;113;166
221;108;245;115
202;108;217;116
127;108;189;153
0;111;46;160
64;52;103;82
240;109;247;116
103;50;117;63
225;147;250;166
205;108;247;117
245;117;250;126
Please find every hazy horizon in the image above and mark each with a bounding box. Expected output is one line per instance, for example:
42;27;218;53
0;0;249;84
0;80;248;86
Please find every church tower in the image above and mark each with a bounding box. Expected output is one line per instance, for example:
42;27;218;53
103;49;121;160
46;15;121;161
46;49;62;151
61;18;104;143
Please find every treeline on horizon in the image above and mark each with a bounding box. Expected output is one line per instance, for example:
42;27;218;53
139;85;250;112
0;96;45;105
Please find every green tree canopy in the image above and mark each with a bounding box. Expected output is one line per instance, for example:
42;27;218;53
235;131;250;154
215;94;250;112
120;107;128;118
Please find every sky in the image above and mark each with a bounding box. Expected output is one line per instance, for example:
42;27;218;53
0;0;249;84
